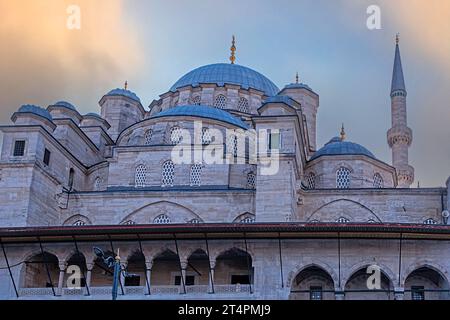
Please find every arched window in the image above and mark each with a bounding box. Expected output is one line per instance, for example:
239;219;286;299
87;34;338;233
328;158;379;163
237;97;249;113
154;214;171;224
373;173;384;188
73;220;86;226
144;129;153;145
123;220;136;225
202;127;212;145
367;218;377;223
135;164;147;187
336;167;351;189
227;135;238;157
169;126;182;145
190;164;202;186
307;172;316;190
214;94;227;109
190;95;201;105
247;172;256;189
189;218;201;224
241;216;255;224
94;177;102;191
424;218;437;225
161;160;175;186
68;168;75;190
336;217;350;223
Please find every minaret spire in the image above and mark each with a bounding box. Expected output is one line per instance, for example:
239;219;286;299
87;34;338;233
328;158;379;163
387;35;414;188
391;34;406;95
230;35;236;64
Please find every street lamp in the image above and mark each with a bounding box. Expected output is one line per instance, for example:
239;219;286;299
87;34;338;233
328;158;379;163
93;247;121;300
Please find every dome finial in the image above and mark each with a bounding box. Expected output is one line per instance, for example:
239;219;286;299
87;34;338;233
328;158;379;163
295;72;299;84
124;80;128;90
340;123;346;141
396;33;400;44
230;35;236;64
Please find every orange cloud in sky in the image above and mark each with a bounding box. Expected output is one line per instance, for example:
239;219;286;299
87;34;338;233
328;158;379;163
0;0;143;119
380;0;450;72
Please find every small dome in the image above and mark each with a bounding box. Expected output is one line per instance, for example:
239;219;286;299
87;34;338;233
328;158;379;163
105;88;141;103
17;105;53;121
151;105;249;129
84;112;102;119
170;63;279;96
282;82;316;95
53;101;77;111
310;137;376;161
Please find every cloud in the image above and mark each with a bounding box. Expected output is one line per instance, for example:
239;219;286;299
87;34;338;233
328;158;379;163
378;0;450;72
0;0;143;121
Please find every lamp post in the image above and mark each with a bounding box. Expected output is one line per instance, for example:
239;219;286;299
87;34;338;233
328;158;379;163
93;247;121;300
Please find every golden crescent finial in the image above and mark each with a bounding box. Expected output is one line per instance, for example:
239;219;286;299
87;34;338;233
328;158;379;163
396;33;400;44
340;123;346;141
230;35;236;64
296;72;299;84
124;81;128;90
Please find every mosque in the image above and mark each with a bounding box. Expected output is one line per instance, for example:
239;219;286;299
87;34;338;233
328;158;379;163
0;36;449;300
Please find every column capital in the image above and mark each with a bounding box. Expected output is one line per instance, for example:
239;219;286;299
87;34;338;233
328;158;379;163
85;262;94;271
145;261;153;270
58;261;67;271
209;259;216;269
180;260;188;270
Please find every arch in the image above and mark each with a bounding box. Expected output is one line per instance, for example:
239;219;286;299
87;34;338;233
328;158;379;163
401;261;450;288
63;214;92;226
307;199;382;223
214;247;254;287
288;264;337;300
120;200;202;225
20;251;60;288
233;212;256;223
287;262;339;290
213;246;254;263
341;261;397;290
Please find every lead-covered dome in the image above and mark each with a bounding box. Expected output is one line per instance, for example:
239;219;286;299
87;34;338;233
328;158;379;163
17;104;53;121
151;105;249;129
310;137;376;161
170;63;279;97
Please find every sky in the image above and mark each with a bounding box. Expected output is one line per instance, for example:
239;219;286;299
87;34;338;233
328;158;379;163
0;0;449;187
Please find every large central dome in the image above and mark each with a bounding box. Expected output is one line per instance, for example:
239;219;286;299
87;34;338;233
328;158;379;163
170;63;279;96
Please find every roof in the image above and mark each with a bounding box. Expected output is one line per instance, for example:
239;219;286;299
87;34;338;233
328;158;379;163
105;88;141;103
151;105;249;129
1;223;450;244
170;63;279;96
310;137;376;161
391;43;406;94
84;112;102;119
52;101;77;111
261;95;298;108
17;104;53;121
282;82;316;94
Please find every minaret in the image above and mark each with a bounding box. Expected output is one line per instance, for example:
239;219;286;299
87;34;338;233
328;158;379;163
387;35;414;187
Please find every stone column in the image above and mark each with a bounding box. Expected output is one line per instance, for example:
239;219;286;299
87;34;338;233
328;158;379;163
85;263;94;295
57;262;67;296
208;260;216;294
394;287;405;300
145;261;153;295
120;262;128;293
334;291;345;300
179;260;188;294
